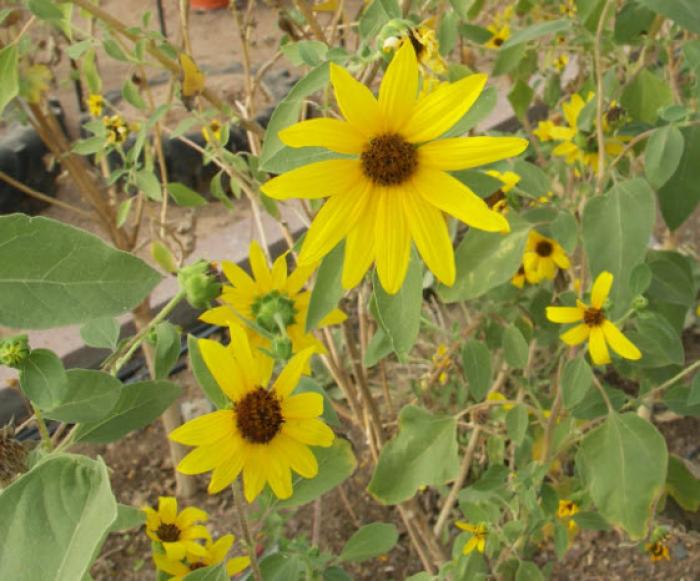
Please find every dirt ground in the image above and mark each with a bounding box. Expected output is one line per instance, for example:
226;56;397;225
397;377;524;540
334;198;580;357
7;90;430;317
6;0;700;579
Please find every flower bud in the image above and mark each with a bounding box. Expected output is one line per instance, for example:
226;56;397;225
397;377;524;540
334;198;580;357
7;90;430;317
0;335;30;368
632;295;648;311
270;336;293;362
177;260;222;309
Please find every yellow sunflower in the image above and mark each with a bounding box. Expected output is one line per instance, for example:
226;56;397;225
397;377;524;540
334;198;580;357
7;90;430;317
261;42;527;294
645;541;671;562
200;240;346;361
143;497;209;560
522;230;570;282
485;24;510;49
486;169;520;193
456;521;488;554
153;533;250;580
202;119;222;144
87;94;104;117
546;271;642;365
557;499;579;531
103;114;129;144
170;325;335;501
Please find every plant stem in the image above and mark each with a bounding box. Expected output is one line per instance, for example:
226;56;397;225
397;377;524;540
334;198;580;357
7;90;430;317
0;171;92;218
594;0;614;193
32;404;52;450
232;481;263;581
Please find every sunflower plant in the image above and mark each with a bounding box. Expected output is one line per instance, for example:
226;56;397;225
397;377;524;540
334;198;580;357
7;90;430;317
1;1;700;580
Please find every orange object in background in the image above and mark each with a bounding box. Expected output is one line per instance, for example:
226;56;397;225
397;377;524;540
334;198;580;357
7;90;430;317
191;0;229;10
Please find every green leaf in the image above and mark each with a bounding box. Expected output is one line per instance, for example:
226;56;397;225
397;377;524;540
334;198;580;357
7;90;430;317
296;377;340;427
116;198;132;228
492;43;526;76
571;511;611;531
80;316;120;350
323;566;352;581
550;210;578;254
561;356;593;409
154;321;181;380
122;78;146;110
364;325;393;367
515;561;544;581
167;183;207;207
502;324;529;369
615;1;657;44
259;554;305;581
512;159;550;198
442;85;498;138
688;374;700;406
644;125;684;189
276;439;356;509
259;64;330;173
663;384;700;417
621;69;673;124
44;370;121;423
306;242;345;332
73;380;182;444
72;136;106;155
339;523;399;562
187;335;228;409
110;503;146;532
19;349;67;409
658;125;700;230
0;454;117;581
502;19;570;48
0;215;160;329
438;10;459;55
280;40;328;67
629;262;652;296
507;79;534;122
135;169;162;201
368;405;459;504
666;454;700;511
626;312;684;368
439;215;531;302
0;45;19;117
151;240;178;274
506;405;529;445
359;0;400;39
576;413;668;538
183;565;228;581
28;0;63;19
581;179;655;317
637;0;700;34
461;340;492;401
372;253;422;359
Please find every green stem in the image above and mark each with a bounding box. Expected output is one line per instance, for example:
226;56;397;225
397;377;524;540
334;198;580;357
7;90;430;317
632;358;700;409
32;404;52;450
231;481;263;581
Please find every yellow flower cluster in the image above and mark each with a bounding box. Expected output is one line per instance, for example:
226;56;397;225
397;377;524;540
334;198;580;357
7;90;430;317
143;497;250;580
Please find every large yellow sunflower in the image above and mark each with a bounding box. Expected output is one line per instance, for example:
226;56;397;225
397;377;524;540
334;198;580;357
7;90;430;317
201;240;345;360
143;497;210;560
170;325;335;501
546;271;642;365
153;532;250;580
261;42;527;294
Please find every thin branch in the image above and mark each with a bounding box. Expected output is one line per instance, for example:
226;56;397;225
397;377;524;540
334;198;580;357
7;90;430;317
594;0;614;193
0;170;92;218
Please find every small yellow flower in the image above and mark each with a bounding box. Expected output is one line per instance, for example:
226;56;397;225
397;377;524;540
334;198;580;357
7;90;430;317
103;115;129;144
87;94;104;117
456;521;488;554
486;169;521;193
200;240;346;362
153;533;250;580
546;271;642;366
170;326;335;501
557;499;579;531
645;541;671;562
550;53;569;73
143;497;210;561
487;391;513;411
202;119;222;144
560;0;577;18
485;24;510;49
262;42;527;294
522;230;570;283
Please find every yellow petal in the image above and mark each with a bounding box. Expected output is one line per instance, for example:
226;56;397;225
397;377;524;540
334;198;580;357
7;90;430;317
342;198;377;289
265;453;293;499
378;41;418;132
274;435;319;479
563;93;586;128
374;189;411;294
282;418;335;447
158;496;178;524
552;247;571;270
463;537;478;555
560;323;590;345
412;168;510;233
208;447;246;494
179;53;205;97
404;186;455;286
175;507;208;529
279;118;367;154
169;410;235;446
209;534;235;563
199;304;236;327
227;556;251;576
271;254;288;290
282;392;324;419
243;455;267;502
197;339;246;401
287;262;315;295
318;308;347;328
602;320;641;361
181;526;210;542
403;74;487;143
418;136;528;171
546;306;584;323
591;271;613;309
330;63;383;136
163;541;187;561
221;260;256;292
154;553;190;577
249;240;272;288
227;324;260;389
298;182;371;265
456;521;477;532
261;159;362;200
588;326;611;365
274;347;315;398
177;441;228;475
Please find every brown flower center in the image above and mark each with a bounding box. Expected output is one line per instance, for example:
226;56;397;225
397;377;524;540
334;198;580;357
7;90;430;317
583;308;605;327
494;37;504;47
236;387;283;444
156;523;181;542
535;240;554;257
407;31;425;57
190;562;207;570
361;134;417;186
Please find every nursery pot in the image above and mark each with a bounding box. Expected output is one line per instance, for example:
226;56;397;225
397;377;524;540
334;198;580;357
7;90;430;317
190;0;229;10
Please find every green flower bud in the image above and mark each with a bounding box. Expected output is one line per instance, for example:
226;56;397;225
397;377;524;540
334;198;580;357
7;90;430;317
270;336;293;362
0;335;30;368
178;260;222;309
632;295;648;311
252;290;296;335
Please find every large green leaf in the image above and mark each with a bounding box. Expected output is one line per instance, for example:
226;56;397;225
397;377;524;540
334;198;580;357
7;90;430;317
79;317;120;350
621;69;673;124
644;125;684;190
438;215;531;302
183;565;228;581
359;0;400;39
19;348;67;409
582;179;655;316
73;380;182;443
276;438;356;509
502;19;571;48
461;340;492;401
561;356;593;409
576;413;667;538
666;454;700;511
637;0;700;34
306;242;345;332
372;253;423;359
0;215;160;329
153;321;181;380
339;523;399;562
44;369;121;423
502;324;529;369
368;405;459;504
658;126;700;230
0;454;117;581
